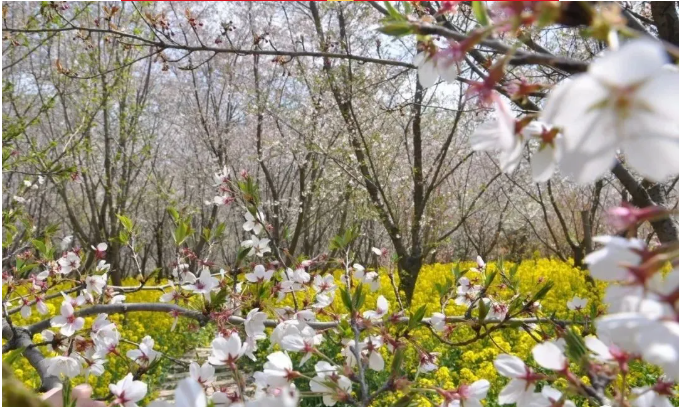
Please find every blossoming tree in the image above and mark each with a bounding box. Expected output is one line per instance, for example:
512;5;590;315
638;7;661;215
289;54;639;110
2;2;678;407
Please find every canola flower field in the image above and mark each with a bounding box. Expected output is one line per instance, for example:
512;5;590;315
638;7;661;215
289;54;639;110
3;259;663;406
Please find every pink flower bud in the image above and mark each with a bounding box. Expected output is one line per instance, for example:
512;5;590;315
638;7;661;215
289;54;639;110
607;203;666;231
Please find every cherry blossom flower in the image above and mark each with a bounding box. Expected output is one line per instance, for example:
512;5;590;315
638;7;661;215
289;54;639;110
352;263;366;280
309;361;352;407
541;386;576;407
637;320;679;382
584;236;645;281
109;373;148;407
363;271;381;291
92;242;107;259
470;255;486;273
150;378;207;407
470;94;545;173
241;235;271;257
363;295;389;320
313;274;336;295
172;262;196;284
258;351;298;387
212;194;234;206
313;293;334;309
20;298;32;318
51;301;85;337
413;51;440;89
567;296;588;311
244;308;267;340
245;264;274;283
541;39;679;183
243;210;266;235
430;312;446;332
632;380;676;407
291;267;311;285
596;312;653;355
208;333;245;366
532;342;568;372
280;325;324;365
91;313;118;343
604;282;673;319
189;361;215;385
93;333;120;359
60;235;74;251
159;282;181;303
455;278;481;307
363;336;384;371
96;260;111;273
41;329;58;352
494;354;543;406
85;273;107;295
58;251;81;274
213;165;230;185
584;335;630;367
530;126;563;183
126;336;160;365
446;379;490;407
183;267;219;299
109;294;126;304
418;352;439;373
45;355;81;378
607;204;666;232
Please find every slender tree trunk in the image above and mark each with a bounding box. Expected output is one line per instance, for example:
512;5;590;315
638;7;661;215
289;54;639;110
398;255;422;305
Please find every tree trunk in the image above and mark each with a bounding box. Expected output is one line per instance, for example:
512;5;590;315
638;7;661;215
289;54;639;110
398;255;422;305
651;2;679;46
612;162;678;243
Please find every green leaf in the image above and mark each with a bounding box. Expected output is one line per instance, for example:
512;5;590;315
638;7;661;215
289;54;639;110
408;305;427;330
31;239;46;255
352;283;365;310
478;298;489;322
563;328;588;362
210;287;228;310
390;347;405;377
167;207;180;223
377;21;413;37
383;1;404;20
340;288;353;312
236;246;250;265
3;347;26;365
528;281;554;305
472;2;490;27
116;214;134;232
392;395;415;407
484;270;497;288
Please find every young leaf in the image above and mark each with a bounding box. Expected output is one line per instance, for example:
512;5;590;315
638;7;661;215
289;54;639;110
3;347;26;366
383;1;405;21
472;2;490;26
390;347;405;377
167;206;180;223
340;288;353;312
116;214;134;232
408;305;427;330
478;299;489;322
484;270;497;288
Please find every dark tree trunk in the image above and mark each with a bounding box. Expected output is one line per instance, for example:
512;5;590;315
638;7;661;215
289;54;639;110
612;162;678;243
398;255;423;305
652;2;679;46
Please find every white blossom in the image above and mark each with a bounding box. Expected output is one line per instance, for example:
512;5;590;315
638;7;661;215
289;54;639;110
109;373;148;407
246;265;274;283
51;301;85;337
541;39;679;183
